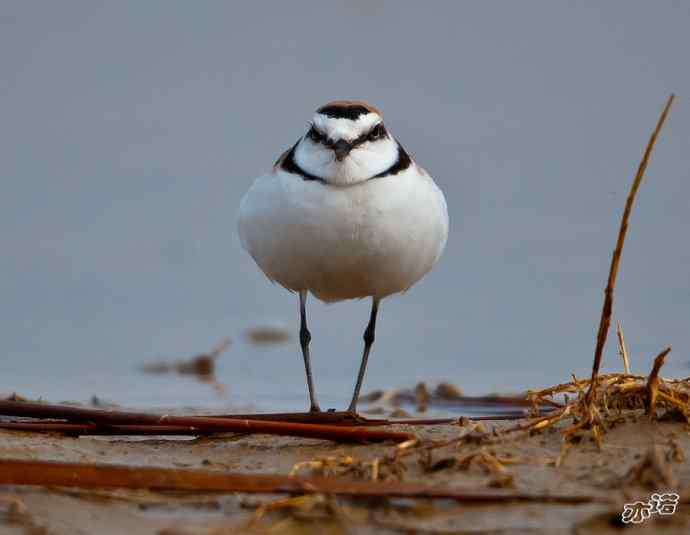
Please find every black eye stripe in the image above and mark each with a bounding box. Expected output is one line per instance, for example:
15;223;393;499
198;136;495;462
307;126;322;141
307;126;338;147
353;134;368;146
352;124;387;146
307;123;387;149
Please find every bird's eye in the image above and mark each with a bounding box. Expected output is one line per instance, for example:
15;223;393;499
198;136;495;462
367;124;386;141
308;127;323;143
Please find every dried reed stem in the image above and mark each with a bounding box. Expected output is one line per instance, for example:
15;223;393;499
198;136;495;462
586;95;675;405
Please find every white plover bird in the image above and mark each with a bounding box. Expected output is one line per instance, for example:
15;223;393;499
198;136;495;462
238;100;448;414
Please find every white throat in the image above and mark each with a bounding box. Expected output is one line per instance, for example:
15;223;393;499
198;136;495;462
293;112;400;186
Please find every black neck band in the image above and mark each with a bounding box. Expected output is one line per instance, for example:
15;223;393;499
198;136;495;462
372;141;412;179
280;141;327;183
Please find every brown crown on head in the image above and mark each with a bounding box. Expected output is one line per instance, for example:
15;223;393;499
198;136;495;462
316;100;382;120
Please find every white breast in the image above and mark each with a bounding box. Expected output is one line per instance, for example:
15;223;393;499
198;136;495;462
238;165;448;303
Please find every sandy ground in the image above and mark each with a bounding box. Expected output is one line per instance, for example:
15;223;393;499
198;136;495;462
1;413;689;534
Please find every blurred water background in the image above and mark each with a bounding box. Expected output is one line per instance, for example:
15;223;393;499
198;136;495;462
1;2;689;412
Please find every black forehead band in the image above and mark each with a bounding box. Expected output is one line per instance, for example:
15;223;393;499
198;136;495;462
316;104;374;120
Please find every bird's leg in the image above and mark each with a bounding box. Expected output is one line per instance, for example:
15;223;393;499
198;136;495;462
299;291;321;412
347;297;380;414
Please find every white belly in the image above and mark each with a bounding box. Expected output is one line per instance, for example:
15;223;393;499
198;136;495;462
238;166;448;302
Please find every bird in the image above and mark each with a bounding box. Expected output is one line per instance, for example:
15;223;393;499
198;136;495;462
238;100;448;414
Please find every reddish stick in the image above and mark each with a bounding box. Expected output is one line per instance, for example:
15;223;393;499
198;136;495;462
0;422;209;436
0;459;603;504
0;400;412;443
0;412;536;437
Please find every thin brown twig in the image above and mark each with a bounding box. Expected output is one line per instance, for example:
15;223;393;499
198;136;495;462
0;400;412;443
0;459;607;504
0;414;534;437
219;411;537;424
0;423;215;436
0;400;545;436
586;94;675;406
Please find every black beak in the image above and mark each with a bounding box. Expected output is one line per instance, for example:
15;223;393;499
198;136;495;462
333;140;352;161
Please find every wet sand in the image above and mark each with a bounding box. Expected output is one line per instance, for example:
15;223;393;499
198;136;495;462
1;410;689;534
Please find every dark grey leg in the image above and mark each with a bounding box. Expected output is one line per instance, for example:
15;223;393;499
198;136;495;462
347;297;381;414
299;291;320;412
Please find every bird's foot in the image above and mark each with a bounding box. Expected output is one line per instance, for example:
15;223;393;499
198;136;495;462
309;404;322;413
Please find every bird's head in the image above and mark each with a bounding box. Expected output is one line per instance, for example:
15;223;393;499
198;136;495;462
292;100;400;185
